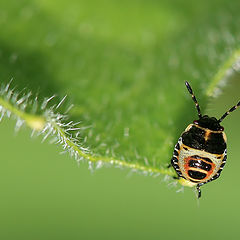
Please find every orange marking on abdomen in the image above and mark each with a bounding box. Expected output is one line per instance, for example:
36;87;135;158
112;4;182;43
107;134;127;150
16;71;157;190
184;156;216;181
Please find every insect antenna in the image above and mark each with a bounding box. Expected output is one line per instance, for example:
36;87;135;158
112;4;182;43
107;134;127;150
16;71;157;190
185;81;202;119
218;101;240;123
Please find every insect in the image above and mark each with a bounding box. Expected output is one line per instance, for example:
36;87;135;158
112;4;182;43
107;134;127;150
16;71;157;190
171;81;240;198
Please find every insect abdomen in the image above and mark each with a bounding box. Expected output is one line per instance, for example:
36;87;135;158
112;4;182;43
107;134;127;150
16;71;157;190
183;155;215;182
172;135;227;185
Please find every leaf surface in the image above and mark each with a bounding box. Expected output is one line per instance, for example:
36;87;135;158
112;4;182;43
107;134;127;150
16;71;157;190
0;0;240;177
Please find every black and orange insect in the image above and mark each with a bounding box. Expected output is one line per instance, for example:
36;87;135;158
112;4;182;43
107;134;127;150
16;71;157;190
171;81;240;198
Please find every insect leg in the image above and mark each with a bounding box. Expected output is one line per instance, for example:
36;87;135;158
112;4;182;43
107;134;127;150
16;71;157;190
196;184;201;199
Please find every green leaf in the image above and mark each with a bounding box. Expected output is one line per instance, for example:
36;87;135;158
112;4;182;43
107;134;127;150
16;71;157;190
0;0;240;183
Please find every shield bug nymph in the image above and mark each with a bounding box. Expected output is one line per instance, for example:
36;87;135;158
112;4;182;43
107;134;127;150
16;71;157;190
171;81;240;198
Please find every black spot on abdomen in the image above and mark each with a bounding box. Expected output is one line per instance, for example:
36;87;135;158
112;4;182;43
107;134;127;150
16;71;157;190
189;160;212;171
188;170;207;180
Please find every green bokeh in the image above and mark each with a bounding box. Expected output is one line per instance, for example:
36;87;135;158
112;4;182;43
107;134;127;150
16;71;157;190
0;0;240;239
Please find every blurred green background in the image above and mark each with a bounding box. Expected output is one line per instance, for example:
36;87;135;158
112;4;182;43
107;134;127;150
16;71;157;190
0;0;240;239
